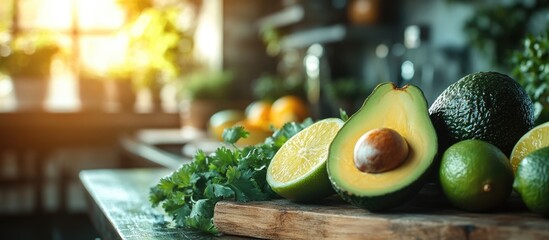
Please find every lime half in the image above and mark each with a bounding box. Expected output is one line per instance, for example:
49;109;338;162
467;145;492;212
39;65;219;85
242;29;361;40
511;121;549;173
267;118;344;202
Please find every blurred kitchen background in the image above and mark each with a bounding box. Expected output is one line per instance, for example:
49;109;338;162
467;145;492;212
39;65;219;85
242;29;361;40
0;0;547;239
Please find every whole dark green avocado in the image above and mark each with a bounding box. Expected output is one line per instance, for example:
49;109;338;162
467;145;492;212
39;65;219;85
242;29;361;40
429;72;534;156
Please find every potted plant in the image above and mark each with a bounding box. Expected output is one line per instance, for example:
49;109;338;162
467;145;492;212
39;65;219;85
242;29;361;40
177;70;243;129
78;66;107;111
119;2;199;111
104;63;136;111
0;33;60;109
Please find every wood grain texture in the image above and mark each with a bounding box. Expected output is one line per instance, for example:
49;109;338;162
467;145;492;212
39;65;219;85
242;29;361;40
214;186;549;240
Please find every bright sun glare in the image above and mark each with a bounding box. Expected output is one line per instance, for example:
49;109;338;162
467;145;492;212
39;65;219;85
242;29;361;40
14;0;128;110
1;0;219;111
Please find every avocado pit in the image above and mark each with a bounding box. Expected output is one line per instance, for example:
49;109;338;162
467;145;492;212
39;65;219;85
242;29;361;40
353;128;409;173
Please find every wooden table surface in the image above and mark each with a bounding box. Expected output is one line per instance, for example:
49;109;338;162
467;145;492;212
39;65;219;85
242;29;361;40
80;169;549;240
79;168;247;240
215;186;549;240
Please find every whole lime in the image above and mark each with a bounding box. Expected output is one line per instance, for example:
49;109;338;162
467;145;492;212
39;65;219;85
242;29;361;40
439;139;514;212
514;146;549;217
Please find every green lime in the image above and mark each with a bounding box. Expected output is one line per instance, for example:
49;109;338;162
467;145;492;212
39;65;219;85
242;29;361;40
510;121;549;173
514;146;549;217
266;118;343;202
439;139;514;212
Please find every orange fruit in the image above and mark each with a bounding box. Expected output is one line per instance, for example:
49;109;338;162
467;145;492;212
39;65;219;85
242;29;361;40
245;101;272;130
269;96;309;129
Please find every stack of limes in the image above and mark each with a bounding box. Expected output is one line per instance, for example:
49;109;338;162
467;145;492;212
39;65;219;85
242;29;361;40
439;122;549;215
511;122;549;217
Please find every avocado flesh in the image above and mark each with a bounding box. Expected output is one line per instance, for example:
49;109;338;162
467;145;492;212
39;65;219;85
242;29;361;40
327;83;437;211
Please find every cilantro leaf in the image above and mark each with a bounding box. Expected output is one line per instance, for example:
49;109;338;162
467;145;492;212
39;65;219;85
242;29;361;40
204;183;235;199
222;126;249;144
228;178;269;202
266;118;313;148
208;147;238;173
173;205;191;226
170;167;191;188
149;118;312;234
157;177;176;196
149;186;165;207
186;199;217;234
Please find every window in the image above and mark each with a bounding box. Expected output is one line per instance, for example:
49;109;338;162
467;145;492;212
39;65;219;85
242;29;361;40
1;0;128;109
1;0;207;111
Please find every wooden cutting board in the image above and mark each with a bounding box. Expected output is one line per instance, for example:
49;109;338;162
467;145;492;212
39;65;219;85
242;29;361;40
213;186;549;240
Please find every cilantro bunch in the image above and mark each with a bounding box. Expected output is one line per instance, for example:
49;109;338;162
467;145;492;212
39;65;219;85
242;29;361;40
149;120;313;234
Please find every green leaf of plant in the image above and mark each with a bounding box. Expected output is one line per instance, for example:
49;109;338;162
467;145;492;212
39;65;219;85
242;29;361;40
222;126;249;144
204;183;235;199
149;118;311;234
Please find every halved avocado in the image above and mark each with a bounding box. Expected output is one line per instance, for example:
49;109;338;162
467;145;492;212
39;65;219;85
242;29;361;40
327;83;437;211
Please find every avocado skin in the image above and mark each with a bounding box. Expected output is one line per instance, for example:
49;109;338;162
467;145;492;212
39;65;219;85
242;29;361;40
329;165;433;211
429;72;534;156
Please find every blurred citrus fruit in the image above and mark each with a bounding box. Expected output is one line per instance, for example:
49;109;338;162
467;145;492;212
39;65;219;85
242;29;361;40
232;120;272;147
510;121;549;173
208;109;245;140
514;146;549;217
439;139;514;212
269;96;309;129
245;101;272;130
267;118;344;202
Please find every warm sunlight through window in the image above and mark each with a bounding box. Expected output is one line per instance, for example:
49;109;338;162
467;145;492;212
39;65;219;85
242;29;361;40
76;0;126;30
1;0;203;111
194;0;222;70
7;0;128;110
80;35;129;75
19;0;72;30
